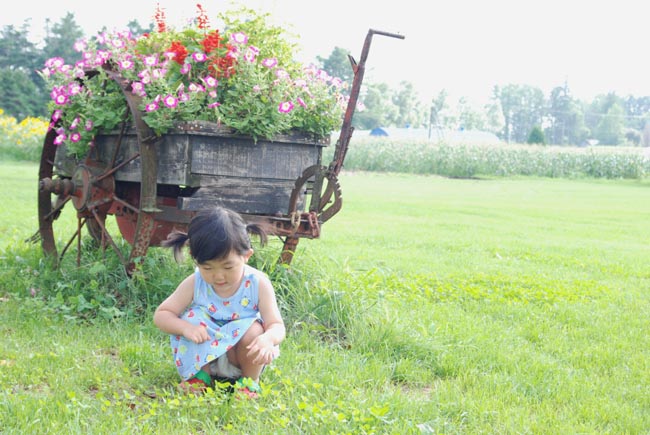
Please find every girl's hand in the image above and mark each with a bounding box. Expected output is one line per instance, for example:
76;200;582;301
182;324;209;344
246;334;278;365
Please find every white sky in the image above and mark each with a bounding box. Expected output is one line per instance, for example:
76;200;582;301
2;0;648;108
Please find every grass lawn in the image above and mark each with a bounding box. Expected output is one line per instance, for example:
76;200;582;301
1;161;649;434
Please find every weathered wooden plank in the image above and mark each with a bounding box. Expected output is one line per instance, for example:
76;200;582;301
177;176;304;215
190;138;321;180
92;133;196;185
53;122;328;208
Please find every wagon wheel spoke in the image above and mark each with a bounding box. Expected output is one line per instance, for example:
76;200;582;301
90;208;127;264
57;216;84;265
37;130;146;274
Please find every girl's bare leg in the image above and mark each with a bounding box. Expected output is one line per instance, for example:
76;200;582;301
226;321;265;381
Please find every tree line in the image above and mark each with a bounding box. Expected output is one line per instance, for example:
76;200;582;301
2;14;650;146
319;48;650;146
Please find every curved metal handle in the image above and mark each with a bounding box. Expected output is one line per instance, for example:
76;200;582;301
329;29;405;176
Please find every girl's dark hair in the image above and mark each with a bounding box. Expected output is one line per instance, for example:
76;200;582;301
162;207;267;264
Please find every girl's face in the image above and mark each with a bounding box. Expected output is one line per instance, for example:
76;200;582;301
196;249;253;297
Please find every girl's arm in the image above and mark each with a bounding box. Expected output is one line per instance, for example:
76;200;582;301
246;274;286;364
153;273;209;343
257;275;286;343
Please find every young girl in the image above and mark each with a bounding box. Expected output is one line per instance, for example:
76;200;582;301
154;207;285;397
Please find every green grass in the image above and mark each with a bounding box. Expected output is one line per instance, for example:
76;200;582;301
1;162;649;434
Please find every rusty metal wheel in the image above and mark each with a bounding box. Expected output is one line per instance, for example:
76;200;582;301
36;70;159;276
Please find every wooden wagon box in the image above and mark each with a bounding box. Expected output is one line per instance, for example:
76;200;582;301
54;121;329;215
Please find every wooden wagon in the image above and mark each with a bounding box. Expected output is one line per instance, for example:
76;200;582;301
35;29;404;275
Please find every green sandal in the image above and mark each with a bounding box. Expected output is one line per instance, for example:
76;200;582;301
234;377;261;399
178;370;212;395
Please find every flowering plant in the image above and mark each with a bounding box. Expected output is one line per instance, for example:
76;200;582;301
40;5;348;157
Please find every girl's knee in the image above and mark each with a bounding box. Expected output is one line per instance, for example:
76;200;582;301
241;320;264;344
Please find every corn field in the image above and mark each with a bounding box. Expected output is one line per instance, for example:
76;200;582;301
331;137;650;179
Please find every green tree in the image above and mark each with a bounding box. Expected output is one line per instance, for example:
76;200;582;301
353;82;396;130
595;103;625;145
483;97;505;137
457;96;486;131
392;81;426;128
0;22;47;118
0;69;44;119
585;93;623;139
0;22;39;71
493;84;546;143
547;83;587;145
623;95;650;135
527;125;546;144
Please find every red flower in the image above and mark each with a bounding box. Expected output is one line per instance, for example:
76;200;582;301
201;30;222;54
208;45;237;79
169;41;188;65
196;3;210;29
153;3;167;33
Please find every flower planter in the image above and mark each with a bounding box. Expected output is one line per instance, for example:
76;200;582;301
54;120;329;215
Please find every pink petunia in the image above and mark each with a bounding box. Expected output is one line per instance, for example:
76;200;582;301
163;94;178;108
152;68;166;80
73;40;87;52
316;69;331;82
118;59;134;70
202;76;218;88
69;117;80;130
143;55;158;67
97;50;111;61
138;70;152;84
192;52;207;62
54;94;69;106
275;69;289;80
188;83;205;93
180;63;192;74
145;102;159;112
54;133;67;145
262;57;278;68
70;132;81;142
278;101;294;113
45;57;65;70
111;39;125;49
244;50;257;63
230;32;248;45
67;83;82;95
131;82;146;97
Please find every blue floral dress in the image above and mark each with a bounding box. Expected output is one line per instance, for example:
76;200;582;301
170;265;262;380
